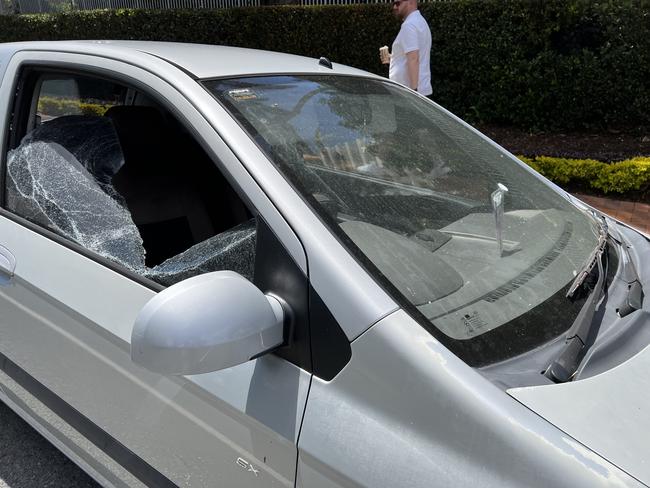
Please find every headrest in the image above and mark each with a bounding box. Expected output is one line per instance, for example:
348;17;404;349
104;106;170;166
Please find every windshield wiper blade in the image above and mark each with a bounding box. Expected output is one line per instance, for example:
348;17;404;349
566;215;608;298
545;255;607;383
545;217;609;383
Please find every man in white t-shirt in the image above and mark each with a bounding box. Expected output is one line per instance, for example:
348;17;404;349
379;0;432;97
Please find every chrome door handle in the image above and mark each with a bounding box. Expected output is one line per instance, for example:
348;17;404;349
0;244;16;284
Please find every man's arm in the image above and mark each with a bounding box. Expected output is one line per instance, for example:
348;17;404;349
406;50;419;90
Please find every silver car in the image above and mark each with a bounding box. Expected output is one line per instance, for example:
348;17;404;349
0;41;647;488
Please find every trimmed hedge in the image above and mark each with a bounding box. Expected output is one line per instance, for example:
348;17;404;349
0;1;649;131
38;96;112;116
520;155;650;194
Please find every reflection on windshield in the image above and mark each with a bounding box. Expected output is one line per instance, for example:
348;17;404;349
205;75;598;365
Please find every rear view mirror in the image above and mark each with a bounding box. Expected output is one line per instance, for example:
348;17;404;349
131;271;286;375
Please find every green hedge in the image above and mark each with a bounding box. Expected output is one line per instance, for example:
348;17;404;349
38;96;112;116
1;0;649;131
520;155;650;194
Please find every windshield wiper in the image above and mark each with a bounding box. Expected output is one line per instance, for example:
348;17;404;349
566;215;608;298
545;216;608;383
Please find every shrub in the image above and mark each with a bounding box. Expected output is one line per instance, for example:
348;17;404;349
37;96;112;116
520;155;650;194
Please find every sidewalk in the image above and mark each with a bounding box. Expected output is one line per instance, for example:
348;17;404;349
573;194;650;234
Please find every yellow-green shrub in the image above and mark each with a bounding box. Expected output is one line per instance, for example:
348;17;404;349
37;96;112;117
78;102;110;116
519;155;650;194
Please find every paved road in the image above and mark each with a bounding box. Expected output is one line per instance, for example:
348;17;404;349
0;402;99;488
575;193;650;235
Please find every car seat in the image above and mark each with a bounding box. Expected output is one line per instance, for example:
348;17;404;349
104;105;219;266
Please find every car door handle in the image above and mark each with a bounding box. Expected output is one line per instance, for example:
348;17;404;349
0;244;16;285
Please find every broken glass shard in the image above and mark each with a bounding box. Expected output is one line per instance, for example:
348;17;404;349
6;141;146;270
24;116;126;203
146;220;257;286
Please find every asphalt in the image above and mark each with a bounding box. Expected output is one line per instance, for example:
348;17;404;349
0;402;99;488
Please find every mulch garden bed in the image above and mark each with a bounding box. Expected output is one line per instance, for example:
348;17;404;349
476;124;650;162
475;124;650;202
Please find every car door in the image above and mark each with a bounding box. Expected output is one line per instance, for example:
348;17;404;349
0;49;311;488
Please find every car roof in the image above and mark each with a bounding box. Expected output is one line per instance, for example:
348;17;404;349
2;40;379;80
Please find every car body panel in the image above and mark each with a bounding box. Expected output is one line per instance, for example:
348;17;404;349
297;309;641;488
0;363;145;488
0;45;12;85
508;223;650;486
510;341;650;486
0;40;378;80
105;40;375;79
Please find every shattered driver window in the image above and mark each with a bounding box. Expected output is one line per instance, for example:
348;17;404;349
5;71;256;285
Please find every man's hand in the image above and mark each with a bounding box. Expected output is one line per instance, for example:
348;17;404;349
379;46;391;65
406;50;419;90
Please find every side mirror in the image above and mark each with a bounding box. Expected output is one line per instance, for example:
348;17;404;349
131;271;286;375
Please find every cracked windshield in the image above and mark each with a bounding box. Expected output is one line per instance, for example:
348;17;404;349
206;75;599;364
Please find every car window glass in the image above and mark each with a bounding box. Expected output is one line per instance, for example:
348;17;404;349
5;71;256;286
37;76;126;121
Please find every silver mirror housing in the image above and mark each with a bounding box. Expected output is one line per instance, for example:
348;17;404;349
131;271;285;375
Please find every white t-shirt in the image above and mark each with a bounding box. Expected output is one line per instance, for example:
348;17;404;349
389;10;432;96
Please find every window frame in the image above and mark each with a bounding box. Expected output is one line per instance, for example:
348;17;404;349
2;63;260;291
